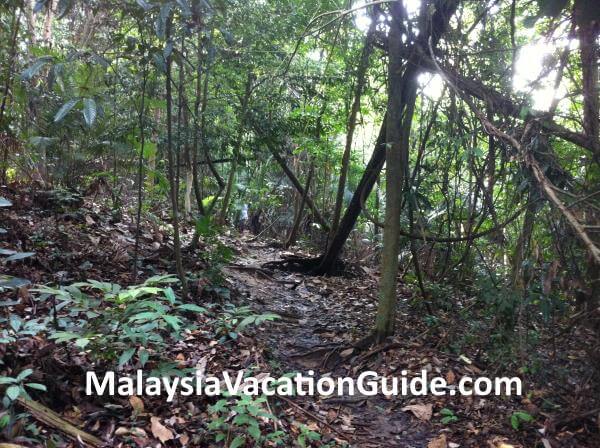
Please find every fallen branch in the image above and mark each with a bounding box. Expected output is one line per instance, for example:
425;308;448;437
16;397;104;447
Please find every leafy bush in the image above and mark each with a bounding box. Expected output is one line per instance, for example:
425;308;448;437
213;304;279;343
0;196;33;290
34;275;205;367
439;408;459;424
510;410;534;430
207;394;284;447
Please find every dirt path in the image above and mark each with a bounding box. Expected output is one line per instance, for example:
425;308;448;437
224;238;435;448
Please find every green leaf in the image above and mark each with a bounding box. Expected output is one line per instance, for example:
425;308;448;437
177;304;206;313
0;275;30;289
75;338;90;349
82;98;97;126
25;383;47;392
21;56;53;80
6;385;20;401
0;377;16;385
307;430;321;441
54;99;79;123
236;315;256;332
510;414;519;430
162;315;181;331
0;414;10;428
118;348;136;367
9;315;22;332
139;348;150;367
155;2;172;40
16;369;33;382
247;423;261;441
5;252;35;262
229;435;245;448
48;331;81;343
0;197;12;207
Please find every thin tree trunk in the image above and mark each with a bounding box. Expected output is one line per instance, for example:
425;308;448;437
219;73;253;223
374;0;459;341
374;37;419;340
328;24;375;245
191;25;206;217
574;0;599;155
285;163;314;249
133;63;148;280
165;18;187;296
262;139;330;232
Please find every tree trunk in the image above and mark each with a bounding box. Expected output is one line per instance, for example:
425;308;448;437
373;34;419;340
219;73;253;224
574;0;599;157
285;163;314;249
259;135;330;231
374;0;459;340
191;25;206;217
314;117;387;274
328;24;375;245
165;18;187;296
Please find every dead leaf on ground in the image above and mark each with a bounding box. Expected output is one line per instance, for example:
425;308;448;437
151;416;174;443
401;403;433;421
179;433;190;445
428;433;447;448
129;396;144;414
340;348;354;357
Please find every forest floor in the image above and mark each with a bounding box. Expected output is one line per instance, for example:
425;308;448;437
1;189;599;447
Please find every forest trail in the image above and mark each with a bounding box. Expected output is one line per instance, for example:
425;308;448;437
224;237;463;448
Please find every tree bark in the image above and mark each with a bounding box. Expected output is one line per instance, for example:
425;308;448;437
574;0;599;153
374;30;419;340
165;18;187;295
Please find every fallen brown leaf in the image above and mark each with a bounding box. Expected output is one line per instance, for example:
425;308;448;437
428;434;447;448
401;403;433;421
150;416;174;443
129;396;144;414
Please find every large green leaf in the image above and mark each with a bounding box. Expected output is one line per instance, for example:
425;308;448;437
83;98;97;126
54;99;79;123
6;385;20;401
155;2;172;39
21;56;53;80
118;348;136;367
0;275;30;289
5;252;35;262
